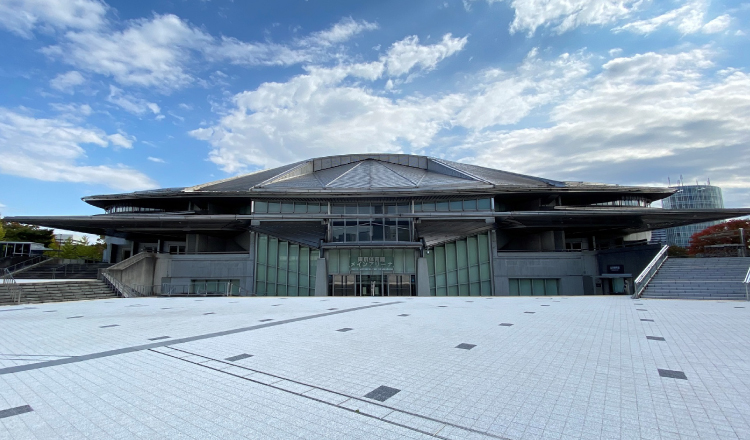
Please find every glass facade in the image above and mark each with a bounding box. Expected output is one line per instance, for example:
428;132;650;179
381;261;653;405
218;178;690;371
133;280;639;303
253;201;327;214
508;278;560;296
414;198;492;212
255;234;319;296
426;233;492;296
106;205;163;214
190;279;240;295
330;219;411;243
662;185;724;247
326;248;417;296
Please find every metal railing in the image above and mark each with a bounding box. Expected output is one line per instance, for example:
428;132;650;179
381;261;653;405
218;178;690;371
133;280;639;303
3;255;48;275
633;245;670;299
99;272;153;298
743;265;750;302
2;268;22;305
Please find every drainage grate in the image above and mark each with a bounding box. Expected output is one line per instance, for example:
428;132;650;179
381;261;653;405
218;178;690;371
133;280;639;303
0;405;33;419
541;305;550;306
259;319;273;322
204;312;215;315
658;369;687;380
524;312;535;314
327;308;338;311
398;314;409;316
647;336;666;341
100;324;119;328
364;385;401;402
148;336;170;341
225;354;253;362
456;343;476;350
499;323;514;327
641;319;654;322
67;316;83;319
161;307;171;310
637;309;647;311
337;328;353;332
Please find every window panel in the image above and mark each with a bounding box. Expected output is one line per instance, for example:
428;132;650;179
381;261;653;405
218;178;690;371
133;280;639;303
268;202;281;213
447;270;457;285
345;204;357;214
289;245;299;273
481;280;491;294
307;203;321;214
422;202;435;212
447;285;458;295
268;238;278;267
436;286;447;296
477;198;491;210
385;218;398;241
358;220;371;241
397;203;410;213
458;268;469;284
257;265;266;282
371;219;384;241
532;279;546;296
331;204;345;214
457;240;468;267
281;202;294;213
300;248;309;275
373;204;384;214
254;201;268;213
386;204;398;214
463;199;477;210
294;202;306;213
436;201;449;211
545;279;559;295
257;235;268;264
446;242;457;271
397;226;410;242
358;204;372;215
479;263;491;281
519;279;532;295
435;247;446;273
478;233;489;262
288;285;298;296
345;220;357;242
470;282;481;296
449;200;463;211
279;241;288;270
458;284;469;296
467;236;478;266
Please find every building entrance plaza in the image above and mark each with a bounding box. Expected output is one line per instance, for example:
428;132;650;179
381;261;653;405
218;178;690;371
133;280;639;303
2;296;750;439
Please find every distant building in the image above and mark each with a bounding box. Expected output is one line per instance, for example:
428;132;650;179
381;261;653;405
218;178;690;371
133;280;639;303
660;183;725;248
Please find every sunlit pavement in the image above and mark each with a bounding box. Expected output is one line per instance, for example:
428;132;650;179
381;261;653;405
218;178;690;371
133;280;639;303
1;296;749;439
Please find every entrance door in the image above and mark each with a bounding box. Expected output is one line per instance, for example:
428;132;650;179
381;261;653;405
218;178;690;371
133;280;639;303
357;275;383;296
387;274;415;296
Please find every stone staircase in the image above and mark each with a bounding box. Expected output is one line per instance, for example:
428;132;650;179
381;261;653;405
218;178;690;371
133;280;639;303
0;280;118;306
641;257;750;300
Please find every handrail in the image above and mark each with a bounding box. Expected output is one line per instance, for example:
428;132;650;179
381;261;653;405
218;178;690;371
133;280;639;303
2;268;22;304
743;266;750;302
633;245;670;299
4;255;48;274
99;272;152;298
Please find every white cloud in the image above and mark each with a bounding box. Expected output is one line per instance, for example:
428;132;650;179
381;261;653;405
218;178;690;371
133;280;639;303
147;156;165;163
42;14;211;90
475;0;642;35
301;17;378;47
107;132;134;149
107;86;161;116
463;49;750;206
615;1;731;35
0;108;156;190
0;0;107;38
49;70;86;93
455;49;590;129
49;103;92;119
384;34;468;76
702;14;731;34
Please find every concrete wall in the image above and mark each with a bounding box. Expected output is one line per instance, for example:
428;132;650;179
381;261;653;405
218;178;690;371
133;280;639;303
155;253;255;294
106;252;156;288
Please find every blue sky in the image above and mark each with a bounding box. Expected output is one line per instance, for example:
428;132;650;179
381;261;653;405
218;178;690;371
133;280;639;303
1;0;749;220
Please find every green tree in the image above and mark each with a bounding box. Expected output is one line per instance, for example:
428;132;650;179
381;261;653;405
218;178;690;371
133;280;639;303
0;221;5;241
1;221;54;246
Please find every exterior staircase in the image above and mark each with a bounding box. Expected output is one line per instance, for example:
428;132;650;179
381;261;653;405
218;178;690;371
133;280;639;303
0;280;117;306
641;257;750;300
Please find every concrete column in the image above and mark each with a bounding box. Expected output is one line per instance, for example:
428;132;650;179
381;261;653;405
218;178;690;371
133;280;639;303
416;257;430;296
314;257;328;296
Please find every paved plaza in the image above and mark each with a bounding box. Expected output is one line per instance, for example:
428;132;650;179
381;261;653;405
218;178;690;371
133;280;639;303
1;296;749;440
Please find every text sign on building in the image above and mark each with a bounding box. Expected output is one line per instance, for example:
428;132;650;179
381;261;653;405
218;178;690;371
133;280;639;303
607;264;625;274
350;256;394;271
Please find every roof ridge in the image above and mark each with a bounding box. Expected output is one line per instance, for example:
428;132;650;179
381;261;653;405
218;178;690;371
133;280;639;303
325;161;365;188
430;158;493;184
377;161;418;186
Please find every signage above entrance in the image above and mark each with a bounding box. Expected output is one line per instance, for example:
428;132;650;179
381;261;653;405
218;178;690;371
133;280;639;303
350;256;394;271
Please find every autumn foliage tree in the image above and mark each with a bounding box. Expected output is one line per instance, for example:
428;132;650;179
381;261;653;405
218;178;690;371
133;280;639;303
688;219;750;255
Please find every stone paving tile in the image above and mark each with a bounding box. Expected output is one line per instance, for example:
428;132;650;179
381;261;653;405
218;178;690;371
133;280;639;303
1;296;749;439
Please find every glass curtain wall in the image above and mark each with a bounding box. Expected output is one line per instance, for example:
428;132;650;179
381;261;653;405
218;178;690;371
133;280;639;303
426;233;492;296
255;234;319;296
508;278;560;296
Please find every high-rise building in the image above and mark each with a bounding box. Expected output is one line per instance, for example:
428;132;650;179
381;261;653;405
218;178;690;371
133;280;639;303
660;183;725;248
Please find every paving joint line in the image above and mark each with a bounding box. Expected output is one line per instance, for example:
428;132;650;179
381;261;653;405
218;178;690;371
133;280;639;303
0;301;402;375
158;346;510;440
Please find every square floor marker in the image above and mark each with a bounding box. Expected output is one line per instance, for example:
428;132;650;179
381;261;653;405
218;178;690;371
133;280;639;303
364;386;401;402
499;323;513;326
148;336;170;341
259;319;273;322
398;314;409;317
161;308;171;310
735;307;745;309
225;354;253;362
43;310;56;313
337;328;353;332
541;305;550;306
100;324;119;328
0;405;33;419
456;343;476;350
637;309;647;311
641;319;654;322
327;308;337;310
525;312;535;314
647;336;666;341
438;306;447;308
658;369;687;380
67;316;83;319
204;312;215;315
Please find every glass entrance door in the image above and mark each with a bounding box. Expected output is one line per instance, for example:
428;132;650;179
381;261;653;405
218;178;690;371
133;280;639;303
328;273;415;296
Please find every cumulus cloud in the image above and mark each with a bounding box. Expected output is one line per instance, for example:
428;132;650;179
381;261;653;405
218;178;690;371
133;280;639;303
38;14;377;91
474;0;641;35
464;49;750;206
614;1;731;35
384;34;467;76
189;34;470;172
49;71;86;93
0;0;107;38
107;86;161;116
0;108;156;190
